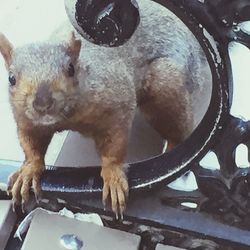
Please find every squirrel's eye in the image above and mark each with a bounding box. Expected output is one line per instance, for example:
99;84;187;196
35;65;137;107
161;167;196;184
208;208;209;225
67;63;75;77
9;73;16;86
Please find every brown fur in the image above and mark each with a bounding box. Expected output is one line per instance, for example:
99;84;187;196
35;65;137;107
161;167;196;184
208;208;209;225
9;127;52;208
0;33;13;67
140;57;194;145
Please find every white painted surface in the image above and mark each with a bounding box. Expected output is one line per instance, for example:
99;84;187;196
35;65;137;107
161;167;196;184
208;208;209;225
235;143;249;168
200;151;220;170
0;0;68;165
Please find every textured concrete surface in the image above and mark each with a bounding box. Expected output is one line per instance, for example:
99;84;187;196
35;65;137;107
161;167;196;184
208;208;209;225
0;200;17;250
156;243;185;250
22;210;141;250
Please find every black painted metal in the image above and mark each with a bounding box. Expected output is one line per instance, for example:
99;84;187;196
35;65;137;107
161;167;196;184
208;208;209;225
152;116;250;235
73;0;140;47
173;0;250;49
193;116;250;228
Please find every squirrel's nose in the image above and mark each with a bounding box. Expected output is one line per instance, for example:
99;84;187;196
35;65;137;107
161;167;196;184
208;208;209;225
33;84;55;114
33;97;55;114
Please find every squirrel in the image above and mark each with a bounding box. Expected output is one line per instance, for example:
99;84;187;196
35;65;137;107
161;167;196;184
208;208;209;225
0;0;211;216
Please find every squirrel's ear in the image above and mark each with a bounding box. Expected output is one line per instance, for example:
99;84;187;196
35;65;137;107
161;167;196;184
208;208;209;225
0;33;13;68
67;31;81;61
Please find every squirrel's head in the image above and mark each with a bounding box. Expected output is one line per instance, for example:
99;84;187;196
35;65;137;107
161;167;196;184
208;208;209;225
0;32;81;126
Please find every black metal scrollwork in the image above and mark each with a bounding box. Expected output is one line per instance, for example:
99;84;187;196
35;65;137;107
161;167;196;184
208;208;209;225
195;116;250;228
175;0;250;48
65;0;140;47
161;116;250;230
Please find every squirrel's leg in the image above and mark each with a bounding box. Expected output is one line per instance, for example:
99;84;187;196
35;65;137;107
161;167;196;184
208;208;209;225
94;126;130;218
8;128;53;211
139;57;195;149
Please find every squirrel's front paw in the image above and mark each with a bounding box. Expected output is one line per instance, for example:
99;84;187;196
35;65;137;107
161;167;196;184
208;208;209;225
7;164;43;212
101;167;129;219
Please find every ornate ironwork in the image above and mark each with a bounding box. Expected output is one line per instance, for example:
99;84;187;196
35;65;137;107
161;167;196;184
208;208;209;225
195;116;250;229
160;117;250;230
176;0;250;48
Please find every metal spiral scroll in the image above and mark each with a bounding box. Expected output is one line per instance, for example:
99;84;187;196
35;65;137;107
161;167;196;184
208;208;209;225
64;0;140;47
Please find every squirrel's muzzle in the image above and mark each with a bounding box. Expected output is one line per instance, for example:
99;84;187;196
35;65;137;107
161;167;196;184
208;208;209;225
33;84;55;114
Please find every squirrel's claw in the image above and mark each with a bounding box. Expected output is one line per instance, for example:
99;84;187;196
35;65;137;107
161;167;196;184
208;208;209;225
8;165;42;212
11;198;20;212
101;167;129;220
7;171;20;195
32;176;42;204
